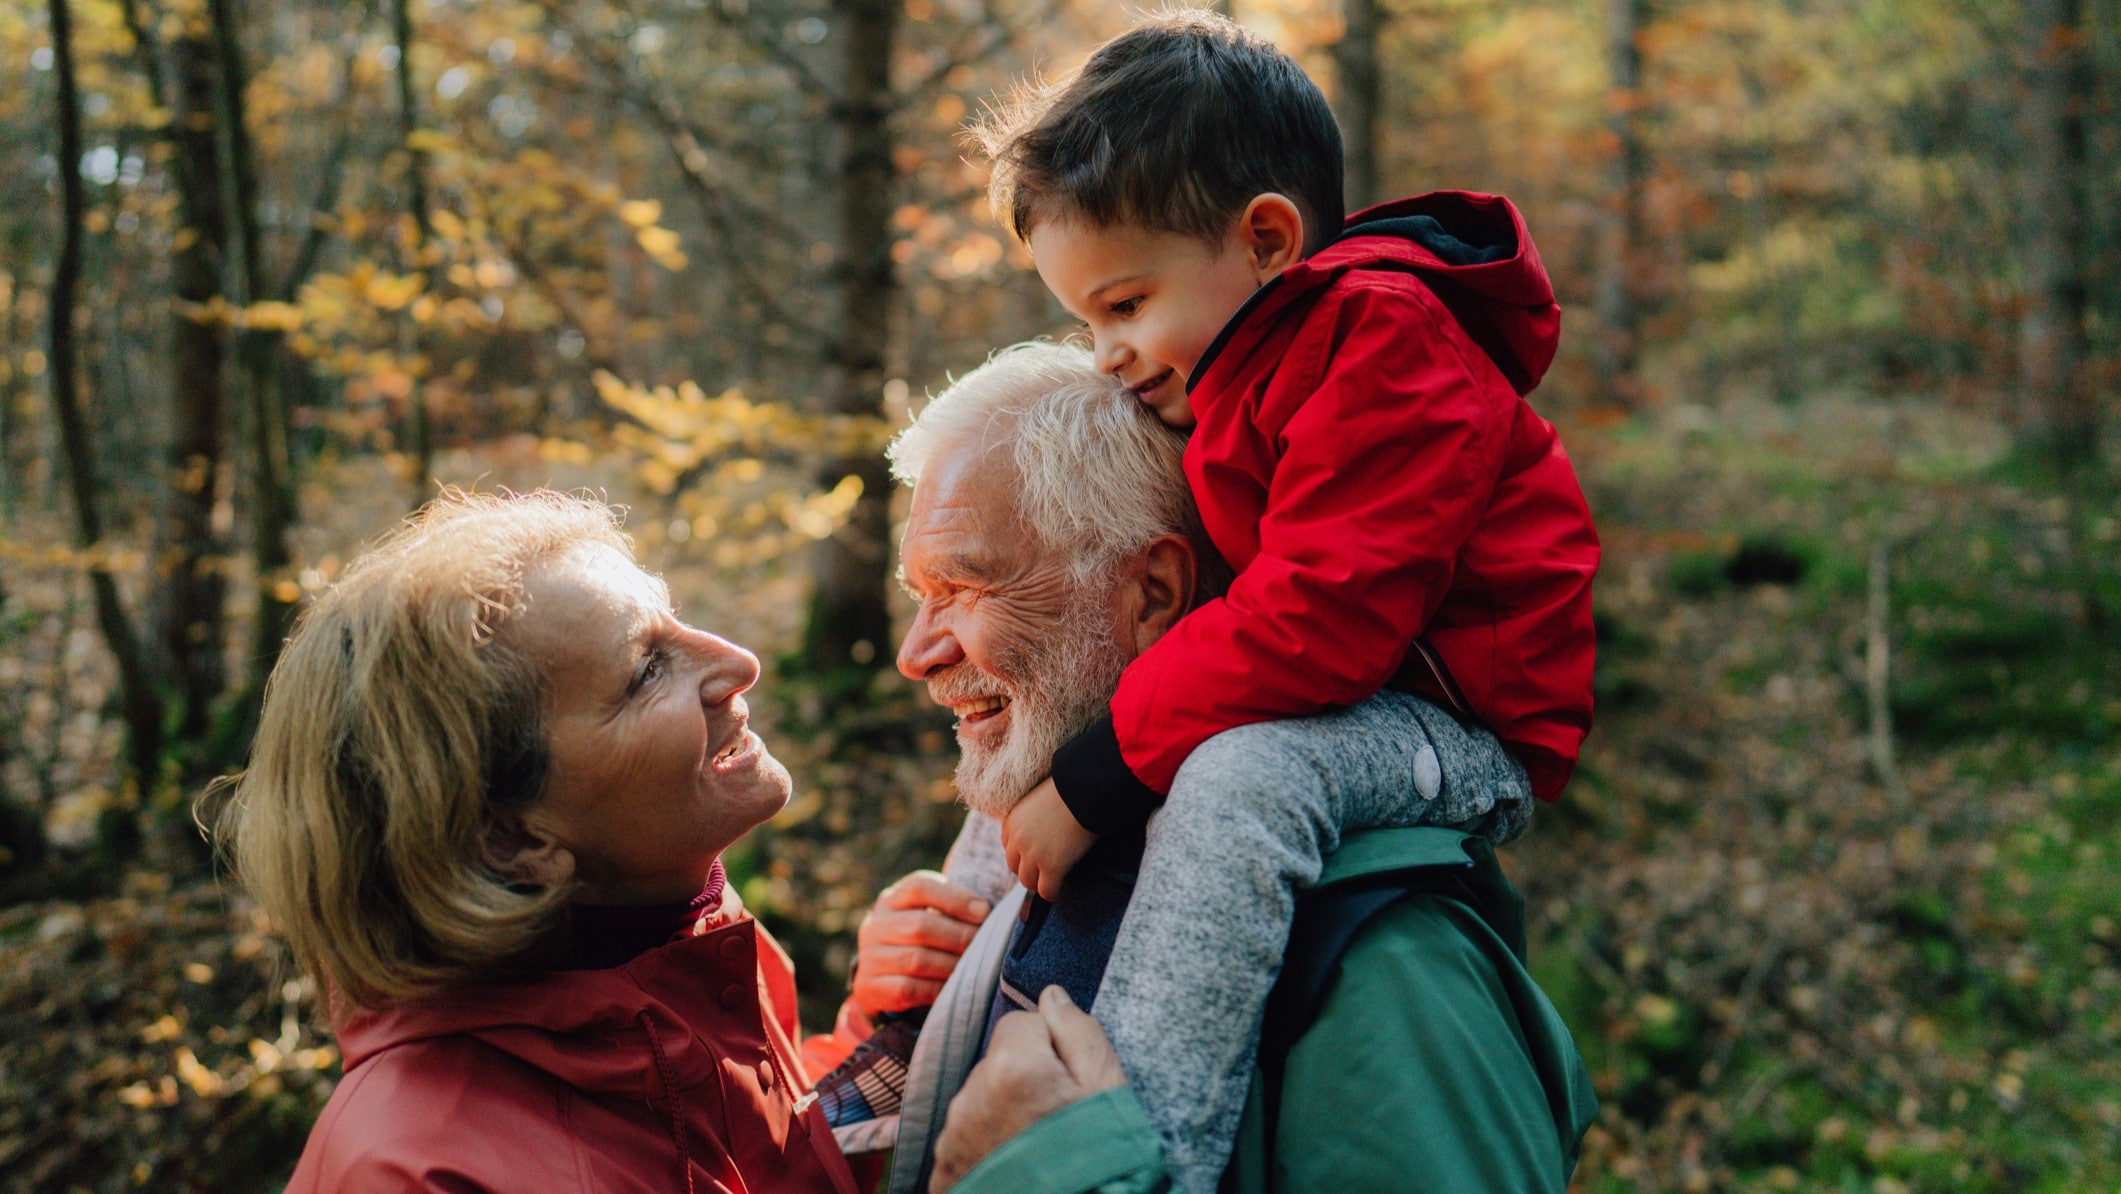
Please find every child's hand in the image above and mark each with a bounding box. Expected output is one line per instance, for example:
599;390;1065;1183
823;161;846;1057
1001;779;1098;901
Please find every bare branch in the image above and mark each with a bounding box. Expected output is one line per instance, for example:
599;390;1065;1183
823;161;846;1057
275;24;370;300
898;0;1059;106
119;0;169;111
276;131;354;301
1866;542;1908;804
47;0;167;785
692;0;840;102
550;39;833;343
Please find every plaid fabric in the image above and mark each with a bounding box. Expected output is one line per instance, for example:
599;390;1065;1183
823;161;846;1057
816;1010;924;1127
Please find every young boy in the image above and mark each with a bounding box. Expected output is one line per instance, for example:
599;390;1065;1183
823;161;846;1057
963;11;1600;1190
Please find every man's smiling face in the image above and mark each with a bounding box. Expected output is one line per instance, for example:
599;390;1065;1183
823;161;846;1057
894;442;1133;816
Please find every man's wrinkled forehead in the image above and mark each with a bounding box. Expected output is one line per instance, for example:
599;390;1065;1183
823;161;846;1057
900;442;1031;569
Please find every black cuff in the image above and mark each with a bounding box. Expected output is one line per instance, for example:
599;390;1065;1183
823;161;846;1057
1049;714;1162;838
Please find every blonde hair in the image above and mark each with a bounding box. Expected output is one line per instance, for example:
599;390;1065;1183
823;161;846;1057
215;489;631;1009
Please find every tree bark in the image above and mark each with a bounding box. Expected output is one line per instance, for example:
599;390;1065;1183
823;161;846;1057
800;0;900;700
206;0;301;694
393;0;435;501
47;0;167;787
2017;0;2096;469
1593;0;1646;407
159;13;235;739
1334;0;1383;212
0;269;19;521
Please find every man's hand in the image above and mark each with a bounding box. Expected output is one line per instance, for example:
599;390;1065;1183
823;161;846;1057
929;986;1129;1192
1001;778;1099;901
852;871;992;1017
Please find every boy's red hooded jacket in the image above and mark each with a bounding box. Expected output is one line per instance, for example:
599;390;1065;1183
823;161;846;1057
1052;192;1599;826
284;889;860;1193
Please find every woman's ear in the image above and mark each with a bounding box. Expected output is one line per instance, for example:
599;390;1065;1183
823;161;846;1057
1125;534;1198;654
1238;193;1306;281
484;810;575;890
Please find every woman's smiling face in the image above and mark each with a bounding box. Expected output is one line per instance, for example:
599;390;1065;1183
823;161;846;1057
509;542;790;905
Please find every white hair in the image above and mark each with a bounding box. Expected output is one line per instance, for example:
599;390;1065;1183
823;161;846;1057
887;341;1199;586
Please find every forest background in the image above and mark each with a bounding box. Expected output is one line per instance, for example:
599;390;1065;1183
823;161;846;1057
0;0;2114;1189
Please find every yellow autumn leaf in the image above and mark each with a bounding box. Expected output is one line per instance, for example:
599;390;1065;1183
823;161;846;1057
637;225;686;271
370;366;413;400
365;272;426;312
618;199;663;228
297;283;346;324
174;1046;225;1098
177;296;235;325
242;301;304;331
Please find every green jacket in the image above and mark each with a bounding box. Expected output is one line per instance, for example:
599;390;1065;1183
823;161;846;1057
951;829;1597;1193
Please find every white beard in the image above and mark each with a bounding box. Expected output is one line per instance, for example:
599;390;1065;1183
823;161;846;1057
939;586;1132;818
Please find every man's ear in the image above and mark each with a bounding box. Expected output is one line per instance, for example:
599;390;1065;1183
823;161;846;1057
484;808;576;891
1121;534;1197;655
1238;194;1305;281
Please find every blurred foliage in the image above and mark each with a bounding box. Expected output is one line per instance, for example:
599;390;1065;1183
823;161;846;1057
0;877;337;1190
1520;394;2117;1192
0;0;2114;1188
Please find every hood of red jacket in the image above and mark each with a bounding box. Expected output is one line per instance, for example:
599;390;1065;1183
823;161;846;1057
1193;191;1559;398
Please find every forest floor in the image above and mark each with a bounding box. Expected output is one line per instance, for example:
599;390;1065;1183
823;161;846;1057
1;396;2114;1191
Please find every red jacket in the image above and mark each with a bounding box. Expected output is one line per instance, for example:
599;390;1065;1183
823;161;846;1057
286;889;860;1194
1052;192;1598;825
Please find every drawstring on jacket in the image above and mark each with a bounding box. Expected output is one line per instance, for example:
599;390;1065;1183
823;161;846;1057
638;1010;698;1194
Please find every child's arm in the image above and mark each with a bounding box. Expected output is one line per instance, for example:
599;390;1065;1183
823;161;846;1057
1000;778;1097;900
1051;280;1524;833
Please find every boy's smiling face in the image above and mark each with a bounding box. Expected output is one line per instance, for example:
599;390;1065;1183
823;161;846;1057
1029;205;1295;430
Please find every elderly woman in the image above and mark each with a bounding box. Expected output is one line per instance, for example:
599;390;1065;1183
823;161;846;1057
218;490;860;1192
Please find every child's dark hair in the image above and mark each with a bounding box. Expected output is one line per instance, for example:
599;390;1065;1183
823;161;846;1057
971;10;1344;253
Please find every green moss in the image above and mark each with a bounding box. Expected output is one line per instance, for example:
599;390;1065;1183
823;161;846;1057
1670;549;1730;598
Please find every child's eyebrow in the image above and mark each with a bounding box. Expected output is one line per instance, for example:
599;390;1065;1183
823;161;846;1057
1086;274;1151;302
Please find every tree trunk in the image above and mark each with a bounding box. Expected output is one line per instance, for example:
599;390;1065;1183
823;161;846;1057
1;271;19;522
1334;0;1383;212
207;0;300;695
158;14;234;740
393;0;435;501
47;0;167;788
799;0;899;701
1593;0;1646;407
2017;0;2096;469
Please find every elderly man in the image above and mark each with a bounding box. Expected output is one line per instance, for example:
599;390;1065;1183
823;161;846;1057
835;343;1594;1193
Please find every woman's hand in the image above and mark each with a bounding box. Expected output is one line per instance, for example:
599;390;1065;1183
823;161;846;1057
930;986;1129;1192
1000;779;1099;901
852;871;992;1017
